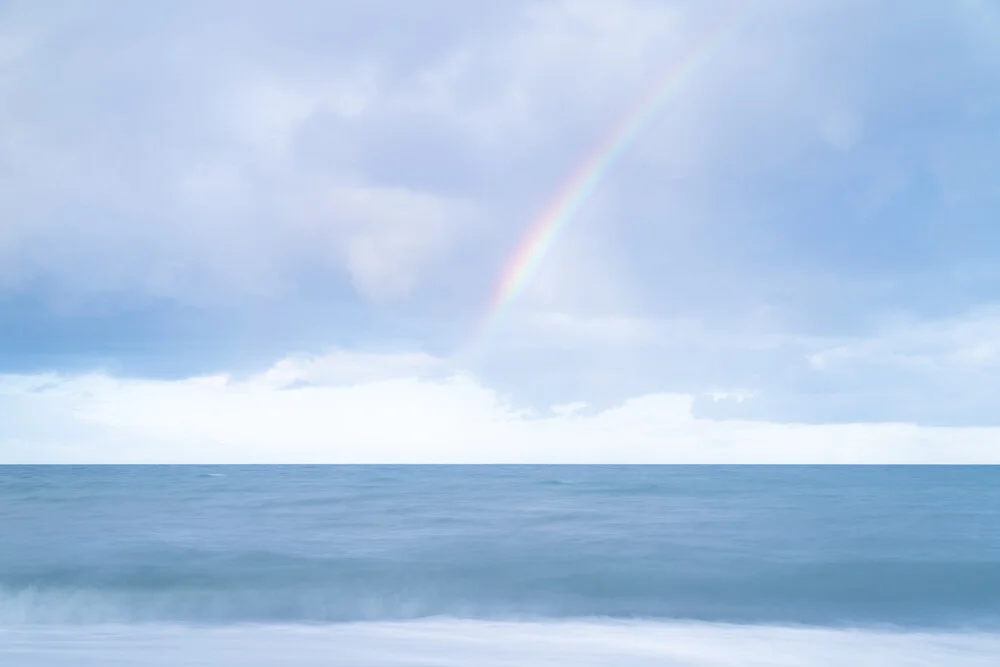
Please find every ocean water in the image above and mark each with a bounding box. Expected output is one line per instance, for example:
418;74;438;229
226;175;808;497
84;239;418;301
2;465;999;665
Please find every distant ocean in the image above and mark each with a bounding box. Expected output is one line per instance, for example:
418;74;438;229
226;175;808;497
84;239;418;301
2;465;999;666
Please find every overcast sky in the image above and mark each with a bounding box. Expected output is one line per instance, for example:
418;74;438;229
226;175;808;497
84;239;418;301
2;0;1000;462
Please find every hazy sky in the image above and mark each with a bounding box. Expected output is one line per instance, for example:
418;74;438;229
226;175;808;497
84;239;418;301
2;0;1000;462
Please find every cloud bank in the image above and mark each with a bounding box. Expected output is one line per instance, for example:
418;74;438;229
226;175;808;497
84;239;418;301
3;351;999;463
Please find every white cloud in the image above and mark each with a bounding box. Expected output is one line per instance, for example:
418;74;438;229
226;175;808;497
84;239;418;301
808;307;1000;373
0;2;483;302
705;389;755;403
1;0;992;316
516;312;664;346
1;0;999;435
3;351;1000;464
319;186;480;300
0;0;886;309
390;0;686;147
259;350;442;386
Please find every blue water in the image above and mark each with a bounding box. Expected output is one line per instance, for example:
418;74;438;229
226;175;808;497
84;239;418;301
2;465;999;665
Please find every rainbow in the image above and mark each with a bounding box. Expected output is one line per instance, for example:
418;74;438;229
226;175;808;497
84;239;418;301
474;2;752;343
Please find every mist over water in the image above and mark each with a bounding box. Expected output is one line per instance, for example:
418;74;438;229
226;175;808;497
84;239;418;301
3;465;1000;664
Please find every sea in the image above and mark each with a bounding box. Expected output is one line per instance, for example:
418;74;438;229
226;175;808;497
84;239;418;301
2;465;999;666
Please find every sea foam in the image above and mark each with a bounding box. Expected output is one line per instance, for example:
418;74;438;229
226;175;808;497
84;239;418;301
2;619;998;667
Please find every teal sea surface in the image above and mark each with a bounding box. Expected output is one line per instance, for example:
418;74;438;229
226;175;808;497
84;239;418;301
2;465;999;665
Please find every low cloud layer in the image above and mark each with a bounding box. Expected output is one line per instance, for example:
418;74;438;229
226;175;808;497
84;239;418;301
3;351;999;464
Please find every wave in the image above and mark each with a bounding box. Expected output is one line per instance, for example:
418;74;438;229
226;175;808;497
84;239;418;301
2;619;999;666
7;466;1000;633
4;550;1000;626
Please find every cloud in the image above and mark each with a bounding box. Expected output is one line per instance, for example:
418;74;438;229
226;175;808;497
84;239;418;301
2;0;995;314
15;0;994;312
2;0;1000;438
0;0;687;303
0;0;492;302
3;350;1000;463
465;304;1000;429
259;350;442;386
510;312;665;347
320;186;480;300
808;306;1000;373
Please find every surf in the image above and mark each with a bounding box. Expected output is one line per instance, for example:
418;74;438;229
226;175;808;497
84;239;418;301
2;619;998;666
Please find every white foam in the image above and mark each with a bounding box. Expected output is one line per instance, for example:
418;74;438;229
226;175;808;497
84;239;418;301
2;619;998;666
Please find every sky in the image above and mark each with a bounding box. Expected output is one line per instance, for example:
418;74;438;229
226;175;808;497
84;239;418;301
2;0;1000;462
